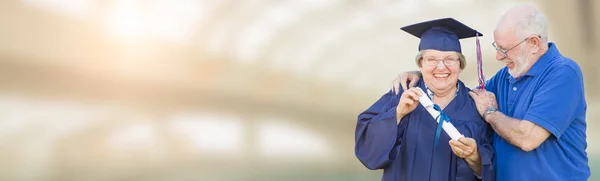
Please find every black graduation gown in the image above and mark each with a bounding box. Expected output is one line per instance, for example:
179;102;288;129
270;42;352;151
355;79;495;181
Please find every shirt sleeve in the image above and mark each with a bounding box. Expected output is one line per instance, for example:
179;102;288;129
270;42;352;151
484;68;504;93
522;65;584;139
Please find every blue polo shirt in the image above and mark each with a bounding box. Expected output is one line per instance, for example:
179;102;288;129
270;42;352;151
485;43;590;181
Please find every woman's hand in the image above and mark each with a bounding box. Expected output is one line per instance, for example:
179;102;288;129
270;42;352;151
449;137;478;159
396;87;422;122
450;137;482;176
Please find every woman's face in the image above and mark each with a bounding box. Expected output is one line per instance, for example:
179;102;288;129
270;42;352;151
419;50;462;91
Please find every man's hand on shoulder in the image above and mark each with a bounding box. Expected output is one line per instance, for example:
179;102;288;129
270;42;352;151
468;89;498;120
392;71;422;94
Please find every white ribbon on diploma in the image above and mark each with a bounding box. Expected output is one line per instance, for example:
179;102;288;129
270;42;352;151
414;87;464;141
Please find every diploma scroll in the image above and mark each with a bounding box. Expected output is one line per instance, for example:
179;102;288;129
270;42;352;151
414;87;464;141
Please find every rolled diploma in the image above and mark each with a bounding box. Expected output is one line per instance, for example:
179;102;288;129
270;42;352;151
414;87;464;141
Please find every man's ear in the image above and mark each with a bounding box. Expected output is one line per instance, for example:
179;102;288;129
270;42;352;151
528;36;541;53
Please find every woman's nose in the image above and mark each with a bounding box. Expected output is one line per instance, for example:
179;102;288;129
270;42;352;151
436;61;447;70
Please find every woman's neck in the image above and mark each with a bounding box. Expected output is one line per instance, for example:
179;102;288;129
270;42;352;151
430;85;457;99
430;85;457;109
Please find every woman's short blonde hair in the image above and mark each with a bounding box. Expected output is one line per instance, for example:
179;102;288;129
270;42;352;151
414;50;466;70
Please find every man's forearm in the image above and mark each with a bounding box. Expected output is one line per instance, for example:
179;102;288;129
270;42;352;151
485;111;534;151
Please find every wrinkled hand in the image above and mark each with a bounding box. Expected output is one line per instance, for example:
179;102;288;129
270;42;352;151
392;71;422;94
468;89;498;118
396;87;423;119
449;137;479;161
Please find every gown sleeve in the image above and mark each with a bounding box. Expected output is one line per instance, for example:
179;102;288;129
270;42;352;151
477;121;495;181
355;89;409;170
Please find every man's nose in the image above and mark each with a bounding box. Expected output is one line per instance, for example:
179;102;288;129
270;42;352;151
496;51;506;60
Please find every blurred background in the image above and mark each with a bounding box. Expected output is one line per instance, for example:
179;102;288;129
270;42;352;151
0;0;597;180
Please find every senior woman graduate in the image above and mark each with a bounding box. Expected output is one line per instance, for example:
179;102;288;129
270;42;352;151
355;18;495;181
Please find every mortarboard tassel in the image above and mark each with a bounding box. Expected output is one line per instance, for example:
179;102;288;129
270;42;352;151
476;33;486;90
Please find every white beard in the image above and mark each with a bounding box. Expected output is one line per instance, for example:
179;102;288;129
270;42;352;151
508;58;527;77
508;49;533;78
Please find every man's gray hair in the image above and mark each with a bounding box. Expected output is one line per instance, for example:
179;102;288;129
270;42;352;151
501;5;549;44
516;8;548;43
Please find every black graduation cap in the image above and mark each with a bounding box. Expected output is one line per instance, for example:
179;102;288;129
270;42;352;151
400;18;483;53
